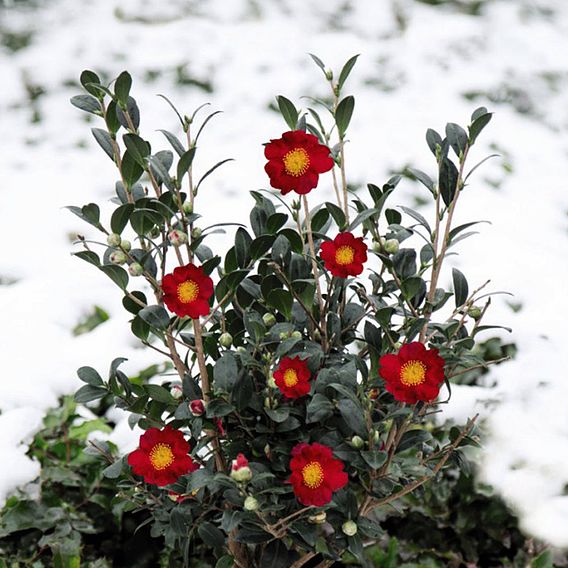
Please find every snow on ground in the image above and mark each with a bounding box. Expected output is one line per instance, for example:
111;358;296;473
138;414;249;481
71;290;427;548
1;0;568;547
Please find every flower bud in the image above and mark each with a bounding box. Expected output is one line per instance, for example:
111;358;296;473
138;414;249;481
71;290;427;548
170;385;183;400
342;520;358;536
120;239;131;252
191;227;202;239
291;331;302;340
189;399;205;416
262;313;276;327
128;262;144;276
182;201;193;214
168;229;188;247
264;397;277;410
372;240;382;253
236;346;247;354
324;68;333;81
267;374;277;389
384;238;399;255
264;443;271;459
308;511;327;524
107;233;121;247
350;435;364;449
109;251;127;265
468;306;483;320
279;332;289;340
371;429;380;444
230;453;252;482
219;332;233;348
243;496;259;511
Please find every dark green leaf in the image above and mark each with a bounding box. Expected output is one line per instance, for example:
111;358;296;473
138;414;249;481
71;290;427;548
74;385;107;403
452;268;469;307
439;157;459;207
70;95;101;115
267;289;293;319
111;203;134;234
469;112;493;145
276;96;298;130
335;95;355;137
80;69;102;98
122;133;150;167
337;54;359;91
91;128;114;161
158;129;186;157
426;128;443;157
326;202;347;229
177;147;197;184
77;366;103;386
114;71;132;106
145;384;175;404
338;399;366;436
121;150;144;188
446;122;468;157
99;265;129;290
138;305;170;330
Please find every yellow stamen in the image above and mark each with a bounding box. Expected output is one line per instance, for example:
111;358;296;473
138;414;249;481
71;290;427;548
283;148;310;177
400;360;426;386
335;245;355;265
149;443;174;470
283;368;299;387
302;461;324;489
177;280;199;303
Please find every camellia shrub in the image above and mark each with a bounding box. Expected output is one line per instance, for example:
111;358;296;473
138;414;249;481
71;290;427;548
66;55;510;567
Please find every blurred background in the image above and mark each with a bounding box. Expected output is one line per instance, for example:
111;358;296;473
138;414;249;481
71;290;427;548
1;0;568;553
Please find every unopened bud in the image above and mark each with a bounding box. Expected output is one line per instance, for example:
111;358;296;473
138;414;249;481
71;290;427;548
219;332;233;348
371;429;380;444
170;385;183;400
372;240;382;253
291;331;302;340
182;201;193;214
264;397;276;410
189;399;205;416
120;239;131;251
308;511;327;524
109;251;127;265
264;443;271;459
383;239;399;255
324;68;333;81
243;496;259;511
168;229;188;247
262;313;276;327
279;332;289;340
107;233;121;247
230;453;252;482
368;388;380;400
128;262;144;276
350;435;364;449
342;520;358;536
236;346;247;354
267;374;277;389
191;227;202;239
468;306;483;320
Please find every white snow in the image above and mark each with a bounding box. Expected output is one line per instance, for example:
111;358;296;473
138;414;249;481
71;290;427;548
1;0;568;548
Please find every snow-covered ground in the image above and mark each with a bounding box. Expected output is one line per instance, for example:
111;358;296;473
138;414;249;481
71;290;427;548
1;0;568;548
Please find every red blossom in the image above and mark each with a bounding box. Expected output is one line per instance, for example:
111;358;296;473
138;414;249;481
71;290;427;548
319;232;368;278
127;426;199;487
273;356;311;399
161;263;213;319
288;442;348;506
189;399;205;416
378;342;446;404
232;453;249;471
264;130;334;195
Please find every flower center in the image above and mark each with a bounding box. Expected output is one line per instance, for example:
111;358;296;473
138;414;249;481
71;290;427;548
400;360;427;386
283;368;299;387
335;245;355;265
302;461;324;489
177;280;199;303
149;443;174;470
283;148;310;177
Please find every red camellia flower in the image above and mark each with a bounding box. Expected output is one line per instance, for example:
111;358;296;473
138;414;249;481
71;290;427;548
161;263;213;319
264;130;334;195
289;443;348;506
378;342;446;404
273;356;311;399
127;426;199;486
319;232;367;278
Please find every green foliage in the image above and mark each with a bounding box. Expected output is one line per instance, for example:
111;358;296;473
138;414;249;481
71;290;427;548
56;57;540;567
